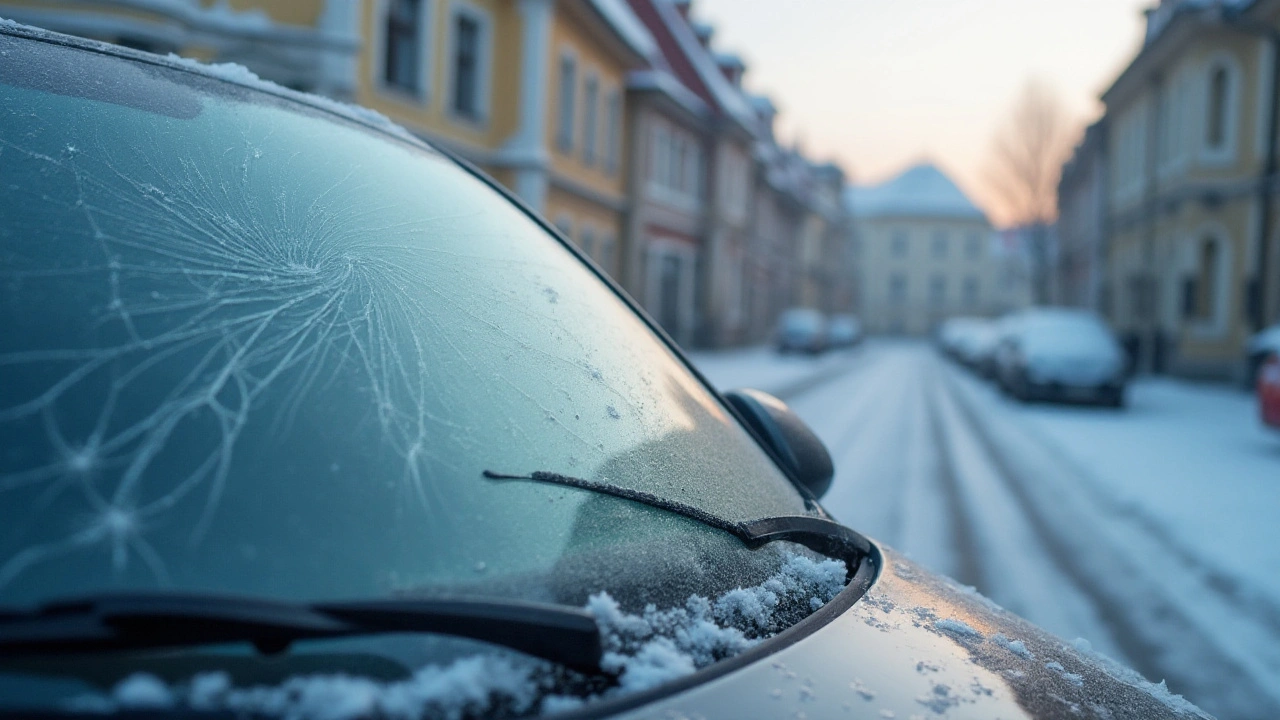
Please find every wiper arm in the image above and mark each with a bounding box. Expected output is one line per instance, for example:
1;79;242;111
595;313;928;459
482;471;872;568
0;592;603;674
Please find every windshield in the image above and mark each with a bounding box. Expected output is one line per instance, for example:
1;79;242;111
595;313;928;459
0;36;817;620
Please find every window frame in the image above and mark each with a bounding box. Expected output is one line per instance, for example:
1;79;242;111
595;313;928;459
373;0;434;103
1200;53;1241;165
445;0;493;126
556;49;578;154
582;72;600;166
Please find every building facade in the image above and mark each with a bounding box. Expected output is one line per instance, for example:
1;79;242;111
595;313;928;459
1056;119;1109;310
1099;0;1280;379
848;163;1005;335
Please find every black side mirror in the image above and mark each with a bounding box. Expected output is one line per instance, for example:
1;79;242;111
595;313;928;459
724;389;834;499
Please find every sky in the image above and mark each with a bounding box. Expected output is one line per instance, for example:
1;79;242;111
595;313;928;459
691;0;1153;227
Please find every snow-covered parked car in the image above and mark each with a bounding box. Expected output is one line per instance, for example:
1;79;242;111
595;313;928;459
0;25;1210;720
825;314;862;349
1247;323;1280;388
995;309;1128;407
775;308;827;354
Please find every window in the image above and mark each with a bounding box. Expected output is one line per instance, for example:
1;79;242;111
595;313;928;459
383;0;425;95
451;11;482;120
557;54;576;152
1207;66;1229;150
605;90;621;173
651;124;669;185
554;214;573;240
931;230;947;259
891;230;908;258
929;275;946;306
965;233;982;259
582;75;599;165
1190;237;1220;321
889;274;907;303
599;234;615;275
963;276;979;306
580;226;596;261
686;142;702;197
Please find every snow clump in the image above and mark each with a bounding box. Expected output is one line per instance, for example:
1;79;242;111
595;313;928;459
95;551;847;720
991;633;1034;660
933;618;983;639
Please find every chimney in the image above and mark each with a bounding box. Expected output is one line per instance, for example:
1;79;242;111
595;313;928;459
692;21;714;49
716;52;744;88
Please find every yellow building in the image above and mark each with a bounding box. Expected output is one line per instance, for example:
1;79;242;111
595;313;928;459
1101;0;1280;379
1;0;652;276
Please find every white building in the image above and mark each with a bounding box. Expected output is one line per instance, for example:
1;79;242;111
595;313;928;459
847;163;1017;335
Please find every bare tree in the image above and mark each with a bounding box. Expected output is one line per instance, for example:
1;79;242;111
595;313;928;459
986;80;1073;303
987;79;1071;225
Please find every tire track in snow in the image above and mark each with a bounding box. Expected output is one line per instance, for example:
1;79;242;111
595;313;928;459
921;364;984;590
938;359;1280;719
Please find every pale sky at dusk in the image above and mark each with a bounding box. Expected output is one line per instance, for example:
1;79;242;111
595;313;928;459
691;0;1153;226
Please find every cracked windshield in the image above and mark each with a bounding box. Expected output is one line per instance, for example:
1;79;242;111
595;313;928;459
2;1;1279;719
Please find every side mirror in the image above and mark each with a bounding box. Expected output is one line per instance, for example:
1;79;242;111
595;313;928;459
724;388;834;499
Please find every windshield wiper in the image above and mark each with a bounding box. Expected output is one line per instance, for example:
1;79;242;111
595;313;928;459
0;592;603;673
482;470;872;569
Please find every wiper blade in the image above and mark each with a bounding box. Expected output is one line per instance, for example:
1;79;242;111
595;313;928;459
0;592;603;674
483;471;872;567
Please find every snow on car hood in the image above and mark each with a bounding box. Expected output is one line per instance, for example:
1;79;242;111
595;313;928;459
79;552;847;719
609;547;1213;720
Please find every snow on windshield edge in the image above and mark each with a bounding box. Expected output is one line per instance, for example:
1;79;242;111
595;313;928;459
75;552;847;719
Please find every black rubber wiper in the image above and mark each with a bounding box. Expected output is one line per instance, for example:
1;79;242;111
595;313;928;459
0;592;603;674
483;471;872;568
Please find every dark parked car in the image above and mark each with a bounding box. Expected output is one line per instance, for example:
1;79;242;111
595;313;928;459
0;25;1208;720
775;308;827;354
995;309;1128;407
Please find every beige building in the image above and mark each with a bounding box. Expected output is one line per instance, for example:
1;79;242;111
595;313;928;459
1100;0;1280;379
848;163;1006;335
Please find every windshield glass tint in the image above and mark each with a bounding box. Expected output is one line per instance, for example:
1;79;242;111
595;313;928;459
0;36;811;612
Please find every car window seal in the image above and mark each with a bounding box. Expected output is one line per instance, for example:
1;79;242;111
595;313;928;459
0;593;604;675
482;470;871;570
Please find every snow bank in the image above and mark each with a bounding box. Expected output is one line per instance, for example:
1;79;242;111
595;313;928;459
91;552;847;719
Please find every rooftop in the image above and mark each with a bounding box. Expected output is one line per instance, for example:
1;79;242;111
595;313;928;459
845;163;988;222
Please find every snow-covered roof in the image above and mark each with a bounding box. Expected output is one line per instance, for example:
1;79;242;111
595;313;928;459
652;0;760;136
590;0;658;61
627;68;710;118
845;163;987;222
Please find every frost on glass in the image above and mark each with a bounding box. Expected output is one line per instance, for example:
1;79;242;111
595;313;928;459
0;46;810;611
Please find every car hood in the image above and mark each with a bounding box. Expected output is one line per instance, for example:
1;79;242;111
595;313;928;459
610;545;1211;719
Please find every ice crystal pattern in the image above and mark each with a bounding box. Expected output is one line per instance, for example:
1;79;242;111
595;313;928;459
0;133;489;589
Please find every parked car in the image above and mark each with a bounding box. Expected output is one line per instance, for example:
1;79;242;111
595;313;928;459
825;314;863;348
1247;323;1280;388
1260;352;1280;429
994;309;1127;407
0;25;1205;720
775;308;828;354
955;319;1003;377
936;316;982;360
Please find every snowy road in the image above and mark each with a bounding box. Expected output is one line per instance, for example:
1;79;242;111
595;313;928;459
690;340;1280;720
